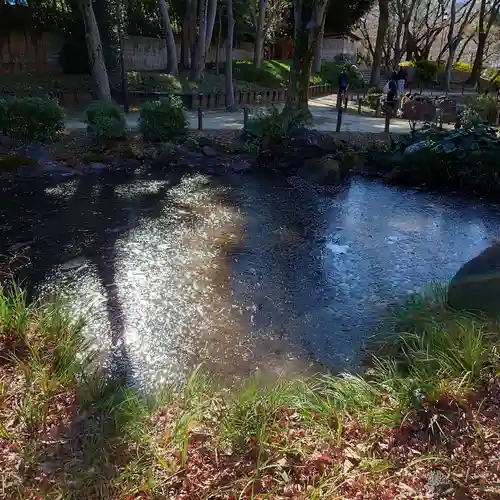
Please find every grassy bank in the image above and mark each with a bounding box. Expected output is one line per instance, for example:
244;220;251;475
0;60;357;101
0;283;499;499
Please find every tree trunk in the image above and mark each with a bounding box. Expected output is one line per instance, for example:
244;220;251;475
205;0;218;54
393;20;403;66
312;5;327;73
443;0;457;92
455;32;475;63
191;0;208;80
215;7;222;74
79;0;111;101
159;0;178;75
254;0;268;68
468;33;486;85
284;0;328;119
370;0;389;87
180;22;190;69
225;0;235;110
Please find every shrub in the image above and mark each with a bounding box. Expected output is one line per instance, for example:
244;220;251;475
139;96;188;142
453;61;472;73
0;97;64;141
86;101;126;140
241;107;306;154
366;86;382;95
403;59;441;84
127;72;182;93
462;94;499;124
414;59;440;84
378;123;500;194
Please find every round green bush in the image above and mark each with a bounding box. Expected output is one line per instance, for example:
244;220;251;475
86;101;126;140
139;97;188;142
0;97;64;141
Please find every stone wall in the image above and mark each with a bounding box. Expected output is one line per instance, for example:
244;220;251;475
0;30;255;74
124;36;255;71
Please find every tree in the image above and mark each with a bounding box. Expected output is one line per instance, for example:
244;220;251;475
312;3;327;73
443;0;457;91
283;0;329;118
254;0;269;68
467;0;500;85
191;0;208;80
79;0;111;100
159;0;178;75
370;0;389;86
225;0;236;110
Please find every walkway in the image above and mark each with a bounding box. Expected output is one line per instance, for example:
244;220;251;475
65;94;414;135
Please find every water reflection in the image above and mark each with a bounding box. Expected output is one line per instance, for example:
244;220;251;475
1;172;500;388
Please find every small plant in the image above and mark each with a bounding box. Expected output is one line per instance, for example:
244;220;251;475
242;107;305;154
86;101;126;140
453;61;472;73
139;96;188;142
0;97;64;141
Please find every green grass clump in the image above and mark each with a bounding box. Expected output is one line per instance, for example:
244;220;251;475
1;280;499;498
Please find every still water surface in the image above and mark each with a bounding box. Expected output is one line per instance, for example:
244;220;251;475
1;169;499;388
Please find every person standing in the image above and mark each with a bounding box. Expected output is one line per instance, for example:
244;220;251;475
396;65;407;97
386;71;398;111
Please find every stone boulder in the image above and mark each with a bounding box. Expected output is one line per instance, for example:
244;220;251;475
297;155;342;186
448;243;500;316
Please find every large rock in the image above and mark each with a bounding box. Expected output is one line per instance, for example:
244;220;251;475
297;155;342;186
448;243;500;316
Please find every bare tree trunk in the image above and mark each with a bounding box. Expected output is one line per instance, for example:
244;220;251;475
79;0;111;101
215;7;222;74
372;3;390;76
443;0;457;91
254;0;268;68
205;0;218;54
393;20;403;66
455;32;475;63
370;0;389;86
180;22;190;69
466;0;500;84
159;0;178;75
225;0;235;110
191;0;208;80
284;0;328;119
312;4;327;73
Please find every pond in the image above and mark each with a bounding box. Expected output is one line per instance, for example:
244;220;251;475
1;169;499;388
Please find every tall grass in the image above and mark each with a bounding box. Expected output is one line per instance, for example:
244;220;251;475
1;280;499;497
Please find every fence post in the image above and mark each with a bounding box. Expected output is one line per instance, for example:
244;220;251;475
375;97;381;118
384;106;391;133
357;91;361;114
197;107;203;131
336;91;343;132
243;106;249;129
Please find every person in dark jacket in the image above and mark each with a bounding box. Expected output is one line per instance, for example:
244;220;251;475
338;69;349;93
386;72;398;110
396;65;407;95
